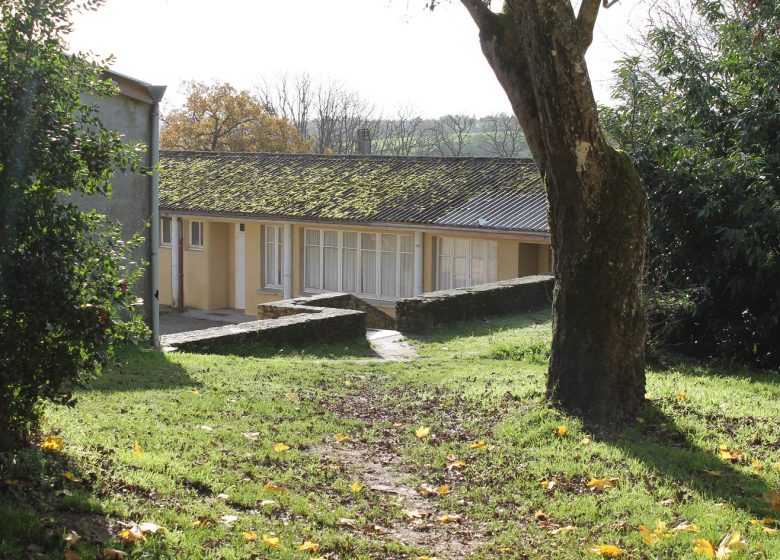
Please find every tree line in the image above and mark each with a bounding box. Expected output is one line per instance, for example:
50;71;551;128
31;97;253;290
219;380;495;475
161;76;530;158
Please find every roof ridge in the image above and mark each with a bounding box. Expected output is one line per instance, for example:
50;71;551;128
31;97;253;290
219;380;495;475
159;149;536;164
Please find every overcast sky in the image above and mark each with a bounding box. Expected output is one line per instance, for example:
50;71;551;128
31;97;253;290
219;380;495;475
68;0;649;118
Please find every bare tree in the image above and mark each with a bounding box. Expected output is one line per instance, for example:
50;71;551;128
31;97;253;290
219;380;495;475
312;81;375;154
426;114;476;156
376;104;425;156
257;73;314;139
479;113;528;157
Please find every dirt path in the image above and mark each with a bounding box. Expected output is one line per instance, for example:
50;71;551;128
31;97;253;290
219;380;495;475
316;442;484;560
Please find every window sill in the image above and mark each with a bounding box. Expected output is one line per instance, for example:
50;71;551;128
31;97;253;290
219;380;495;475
186;246;204;252
257;287;283;295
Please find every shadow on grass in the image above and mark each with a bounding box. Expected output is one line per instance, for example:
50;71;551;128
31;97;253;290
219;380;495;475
587;402;776;518
405;309;552;345
177;336;375;360
0;444;111;557
649;352;780;385
88;345;197;393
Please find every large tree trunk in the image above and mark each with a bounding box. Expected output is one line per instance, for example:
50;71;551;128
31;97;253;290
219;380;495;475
461;0;648;416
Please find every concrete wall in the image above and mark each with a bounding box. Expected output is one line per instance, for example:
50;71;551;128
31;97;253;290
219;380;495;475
74;91;153;321
159;245;172;304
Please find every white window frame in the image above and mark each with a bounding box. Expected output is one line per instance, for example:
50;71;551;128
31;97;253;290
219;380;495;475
189;220;204;249
436;236;497;290
263;225;283;289
160;217;172;247
303;228;413;301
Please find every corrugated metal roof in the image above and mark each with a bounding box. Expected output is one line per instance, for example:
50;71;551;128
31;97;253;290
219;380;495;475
159;151;549;234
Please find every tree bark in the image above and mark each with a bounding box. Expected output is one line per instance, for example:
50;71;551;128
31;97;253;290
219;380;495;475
461;0;648;417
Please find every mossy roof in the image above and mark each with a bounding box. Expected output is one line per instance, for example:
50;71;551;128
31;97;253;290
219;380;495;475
159;151;549;233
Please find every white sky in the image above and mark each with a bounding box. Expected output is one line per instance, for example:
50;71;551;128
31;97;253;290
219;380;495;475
68;0;649;118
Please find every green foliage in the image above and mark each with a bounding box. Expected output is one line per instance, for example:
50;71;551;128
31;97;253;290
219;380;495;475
0;0;148;445
486;337;551;364
602;0;780;367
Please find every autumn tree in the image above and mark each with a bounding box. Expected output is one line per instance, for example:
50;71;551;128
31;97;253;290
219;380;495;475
161;81;313;153
455;0;649;417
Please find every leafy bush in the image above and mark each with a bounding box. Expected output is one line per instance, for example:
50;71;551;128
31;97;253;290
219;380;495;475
0;0;148;447
602;0;780;368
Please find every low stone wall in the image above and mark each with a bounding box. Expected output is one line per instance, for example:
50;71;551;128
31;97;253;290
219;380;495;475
162;299;365;353
395;275;554;333
260;293;396;330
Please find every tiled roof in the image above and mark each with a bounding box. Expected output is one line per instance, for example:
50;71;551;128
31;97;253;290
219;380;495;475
159;151;549;234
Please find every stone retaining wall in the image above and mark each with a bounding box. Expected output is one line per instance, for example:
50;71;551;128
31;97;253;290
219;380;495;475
259;293;395;329
395;275;554;333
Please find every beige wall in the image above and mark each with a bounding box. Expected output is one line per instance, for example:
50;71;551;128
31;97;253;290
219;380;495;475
161;216;551;314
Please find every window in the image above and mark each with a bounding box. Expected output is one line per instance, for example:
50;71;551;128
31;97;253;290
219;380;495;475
304;228;413;300
161;217;172;246
264;225;283;288
190;221;203;248
436;237;497;290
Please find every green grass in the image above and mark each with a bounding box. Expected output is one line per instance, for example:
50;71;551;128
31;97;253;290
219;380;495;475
2;311;779;559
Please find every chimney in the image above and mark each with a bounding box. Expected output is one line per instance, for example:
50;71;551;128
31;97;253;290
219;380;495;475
356;128;371;155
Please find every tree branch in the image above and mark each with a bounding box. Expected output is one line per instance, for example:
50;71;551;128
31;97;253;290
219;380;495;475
577;0;600;51
459;0;497;30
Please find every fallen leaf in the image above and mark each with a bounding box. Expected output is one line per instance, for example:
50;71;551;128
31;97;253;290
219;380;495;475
242;432;259;440
117;526;145;544
392;422;406;429
639;521;670;546
555;425;568;437
677;391;688;402
716;532;745;558
63;531;81;545
404;509;428;520
752;459;763;472
446;460;466;471
586;477;619;492
200;425;213;432
749;517;778;527
534;510;548;520
437;484;450;495
220;514;238;525
705;470;722;477
285;392;299;401
694;539;716;558
336;432;351;443
762;490;780;510
273;442;290;453
540;480;556;490
132;441;142;457
645;392;655;400
262;533;280;547
549;525;576;535
216;493;229;500
65;549;79;560
243;531;257;541
763;527;778;535
191;516;216;527
39;436;64;453
580;437;592;445
587;544;625;557
137;522;162;534
350;481;364;494
469;440;489;449
263;482;285;493
718;446;744;462
671;521;699;533
437;513;463;523
298;541;320;552
260;499;277;506
415;426;431;439
773;462;780;471
101;550;127;560
339;517;357;528
62;471;78;482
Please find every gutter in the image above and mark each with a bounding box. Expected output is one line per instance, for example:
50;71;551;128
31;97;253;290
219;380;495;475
146;85;167;348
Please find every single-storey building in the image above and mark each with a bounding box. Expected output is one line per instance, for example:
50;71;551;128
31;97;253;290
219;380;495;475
158;151;551;317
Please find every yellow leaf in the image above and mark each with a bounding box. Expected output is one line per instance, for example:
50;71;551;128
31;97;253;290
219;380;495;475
718;447;744;461
469;440;488;449
132;441;142;457
243;531;257;541
285;392;300;401
437;485;450;495
101;550;127;560
262;534;280;547
586;477;619;491
763;527;778;535
549;525;576;535
39;436;64;453
751;459;763;472
404;509;428;520
446;460;466;471
273;442;290;453
773;462;780;471
587;544;625;557
263;482;285;493
191;516;216;527
62;471;77;482
555;425;568;437
540;480;556;490
639;525;660;546
350;481;363;494
716;532;745;558
671;521;699;533
762;490;780;511
117;527;145;544
580;437;592;445
415;426;431;439
437;513;463;523
694;539;716;558
335;432;351;443
645;392;655;400
299;541;320;552
677;391;688;402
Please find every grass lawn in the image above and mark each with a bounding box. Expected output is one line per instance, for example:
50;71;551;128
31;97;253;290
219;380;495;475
1;311;779;559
